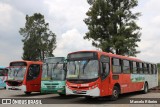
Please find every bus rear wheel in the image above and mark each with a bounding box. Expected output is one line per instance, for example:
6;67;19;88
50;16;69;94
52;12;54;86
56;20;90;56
110;86;119;101
143;83;148;94
24;92;31;95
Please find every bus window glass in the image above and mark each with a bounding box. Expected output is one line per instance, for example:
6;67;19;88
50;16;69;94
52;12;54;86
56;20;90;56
152;65;157;74
42;64;47;78
27;64;40;80
0;69;5;76
143;63;148;74
139;63;143;74
52;64;65;80
112;58;121;74
8;66;26;80
132;62;137;74
67;60;99;79
101;56;110;80
123;60;130;73
148;64;152;74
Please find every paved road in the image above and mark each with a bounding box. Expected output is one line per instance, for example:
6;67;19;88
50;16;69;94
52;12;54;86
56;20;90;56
0;88;160;107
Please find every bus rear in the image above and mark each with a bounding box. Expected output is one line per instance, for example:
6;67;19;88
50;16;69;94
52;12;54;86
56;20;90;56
41;57;67;96
0;66;8;89
6;61;42;94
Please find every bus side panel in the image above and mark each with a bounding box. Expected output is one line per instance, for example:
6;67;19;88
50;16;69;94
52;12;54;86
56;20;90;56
120;74;131;93
100;76;110;96
26;77;41;92
130;74;144;92
108;73;145;94
143;74;158;89
108;74;122;95
26;72;42;92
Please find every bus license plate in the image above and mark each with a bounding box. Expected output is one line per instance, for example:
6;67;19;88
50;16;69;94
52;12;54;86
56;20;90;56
73;90;82;94
12;86;15;89
57;90;62;92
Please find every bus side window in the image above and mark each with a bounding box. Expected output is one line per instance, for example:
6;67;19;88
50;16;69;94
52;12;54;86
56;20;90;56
148;64;152;74
151;64;154;74
155;65;158;74
112;58;122;74
27;64;40;80
138;63;143;74
122;60;130;74
152;64;157;74
143;63;148;74
100;55;110;80
132;62;137;74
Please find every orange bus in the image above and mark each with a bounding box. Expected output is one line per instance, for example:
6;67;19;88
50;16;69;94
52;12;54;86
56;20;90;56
6;61;43;95
66;50;158;100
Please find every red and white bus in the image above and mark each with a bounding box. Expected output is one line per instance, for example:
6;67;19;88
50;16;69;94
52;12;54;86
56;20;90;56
6;61;43;95
66;50;158;100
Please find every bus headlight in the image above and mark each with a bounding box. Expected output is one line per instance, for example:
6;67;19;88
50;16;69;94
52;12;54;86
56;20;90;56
57;85;65;88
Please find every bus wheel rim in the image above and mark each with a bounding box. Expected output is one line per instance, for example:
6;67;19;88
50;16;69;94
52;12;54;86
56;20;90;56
145;84;148;92
113;90;118;97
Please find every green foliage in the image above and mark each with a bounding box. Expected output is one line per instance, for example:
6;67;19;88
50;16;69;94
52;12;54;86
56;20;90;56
84;0;141;56
19;13;56;61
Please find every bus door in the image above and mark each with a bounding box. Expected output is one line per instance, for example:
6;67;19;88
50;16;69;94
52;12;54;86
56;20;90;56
100;56;110;96
26;64;41;92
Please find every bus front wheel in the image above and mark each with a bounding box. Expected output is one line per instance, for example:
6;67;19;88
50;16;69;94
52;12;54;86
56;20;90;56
110;86;119;101
143;83;148;94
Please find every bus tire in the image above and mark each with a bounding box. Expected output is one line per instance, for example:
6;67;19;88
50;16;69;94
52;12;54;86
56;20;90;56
24;92;31;95
143;82;148;94
110;86;119;101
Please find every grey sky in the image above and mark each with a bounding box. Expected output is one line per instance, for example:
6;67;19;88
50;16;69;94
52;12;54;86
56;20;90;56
0;0;160;66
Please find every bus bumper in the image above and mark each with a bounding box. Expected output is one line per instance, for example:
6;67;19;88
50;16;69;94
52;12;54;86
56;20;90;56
6;85;26;92
41;88;65;94
66;87;100;96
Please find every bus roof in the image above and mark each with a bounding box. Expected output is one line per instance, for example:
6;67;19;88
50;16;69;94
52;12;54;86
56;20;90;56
0;66;5;69
68;50;143;62
9;60;43;65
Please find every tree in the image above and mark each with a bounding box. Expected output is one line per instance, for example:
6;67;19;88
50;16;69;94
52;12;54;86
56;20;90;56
19;13;56;61
84;0;141;56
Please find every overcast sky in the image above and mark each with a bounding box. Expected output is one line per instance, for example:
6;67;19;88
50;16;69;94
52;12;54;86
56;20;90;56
0;0;160;66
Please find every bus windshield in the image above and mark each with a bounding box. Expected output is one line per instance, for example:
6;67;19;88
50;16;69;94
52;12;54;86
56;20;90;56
0;69;4;76
8;66;26;81
0;68;8;76
42;63;65;81
66;60;99;79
